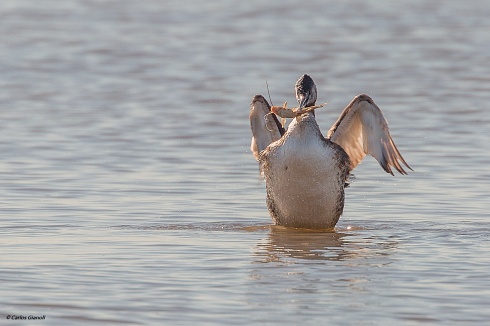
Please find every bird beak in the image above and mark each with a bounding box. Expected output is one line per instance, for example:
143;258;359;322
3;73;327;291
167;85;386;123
298;91;310;109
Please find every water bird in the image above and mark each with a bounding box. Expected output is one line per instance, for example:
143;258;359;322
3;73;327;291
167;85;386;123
249;74;411;229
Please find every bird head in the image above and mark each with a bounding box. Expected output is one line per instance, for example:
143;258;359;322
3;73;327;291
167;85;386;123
295;74;317;109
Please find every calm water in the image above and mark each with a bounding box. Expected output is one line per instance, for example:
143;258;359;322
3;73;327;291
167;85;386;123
1;0;490;324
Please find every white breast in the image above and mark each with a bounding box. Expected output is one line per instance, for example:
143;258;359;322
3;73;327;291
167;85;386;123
261;115;349;229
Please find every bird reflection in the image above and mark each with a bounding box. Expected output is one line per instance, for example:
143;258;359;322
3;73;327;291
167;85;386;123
255;226;360;262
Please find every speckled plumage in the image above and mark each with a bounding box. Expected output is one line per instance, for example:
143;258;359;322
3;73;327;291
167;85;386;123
259;113;350;229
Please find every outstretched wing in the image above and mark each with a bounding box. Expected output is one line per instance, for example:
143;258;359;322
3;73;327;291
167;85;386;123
327;94;412;175
249;95;285;160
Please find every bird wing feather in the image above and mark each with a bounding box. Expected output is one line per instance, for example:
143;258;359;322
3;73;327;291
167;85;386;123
327;94;411;175
249;95;285;160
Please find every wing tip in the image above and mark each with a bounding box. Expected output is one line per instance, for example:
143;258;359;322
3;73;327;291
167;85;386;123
385;159;412;176
379;147;412;176
250;94;270;110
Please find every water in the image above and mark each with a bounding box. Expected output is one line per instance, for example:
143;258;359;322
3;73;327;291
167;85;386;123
1;0;489;324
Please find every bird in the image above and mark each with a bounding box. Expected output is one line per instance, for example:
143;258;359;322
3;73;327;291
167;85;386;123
249;74;411;229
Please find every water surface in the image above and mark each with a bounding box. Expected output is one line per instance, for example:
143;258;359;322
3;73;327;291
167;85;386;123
1;0;489;324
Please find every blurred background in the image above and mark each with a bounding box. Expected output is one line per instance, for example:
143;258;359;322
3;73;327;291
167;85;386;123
1;0;489;324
